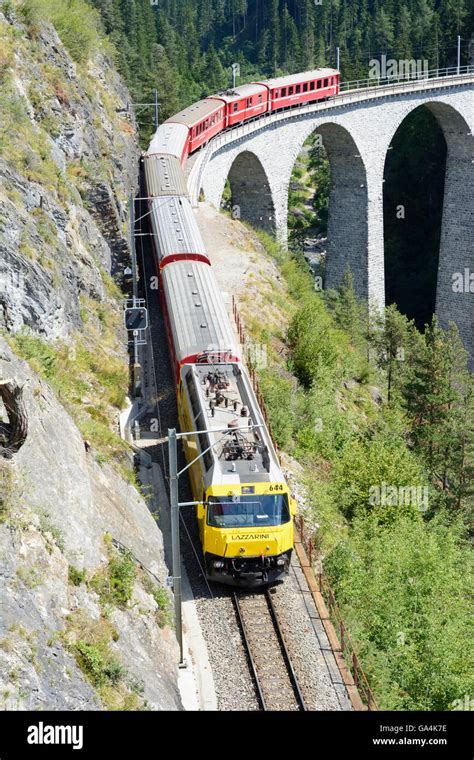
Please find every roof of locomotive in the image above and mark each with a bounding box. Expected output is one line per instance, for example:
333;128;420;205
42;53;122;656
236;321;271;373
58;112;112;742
165;98;223;128
149;196;207;262
181;362;283;485
258;68;339;88
144;153;189;198
208;83;268;103
161;260;240;364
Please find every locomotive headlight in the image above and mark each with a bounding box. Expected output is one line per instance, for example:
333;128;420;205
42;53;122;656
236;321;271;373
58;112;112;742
276;556;287;567
213;560;224;569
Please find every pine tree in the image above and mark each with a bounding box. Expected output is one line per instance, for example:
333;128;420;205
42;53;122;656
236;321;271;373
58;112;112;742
201;44;227;92
403;319;473;513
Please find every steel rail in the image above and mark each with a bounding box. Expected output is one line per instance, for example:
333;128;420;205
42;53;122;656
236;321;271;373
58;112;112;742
233;591;268;710
265;589;308;712
233;589;307;711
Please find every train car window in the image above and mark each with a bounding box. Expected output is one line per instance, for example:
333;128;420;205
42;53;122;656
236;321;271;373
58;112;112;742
289;86;294;95
185;372;200;418
317;80;322;89
233;103;238;113
324;78;328;87
310;81;315;90
281;87;286;96
258;94;262;103
303;83;308;92
198;432;212;471
296;85;301;94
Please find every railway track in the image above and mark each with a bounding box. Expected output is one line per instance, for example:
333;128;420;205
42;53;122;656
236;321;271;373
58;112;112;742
233;589;308;711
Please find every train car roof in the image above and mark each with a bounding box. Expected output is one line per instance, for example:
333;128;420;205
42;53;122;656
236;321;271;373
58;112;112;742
147;123;189;161
257;68;339;88
150;196;207;262
182;363;283;485
162;260;240;364
208;83;267;103
144;154;189;198
165;99;223;128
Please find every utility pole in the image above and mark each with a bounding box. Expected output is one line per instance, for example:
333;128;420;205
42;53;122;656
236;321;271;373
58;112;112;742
232;62;240;89
168;428;184;667
153;89;159;129
457;35;461;74
336;46;340;72
129;196;139;394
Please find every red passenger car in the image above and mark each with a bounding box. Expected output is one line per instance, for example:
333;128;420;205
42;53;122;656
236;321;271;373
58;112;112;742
208;84;269;127
256;69;340;111
165;99;226;155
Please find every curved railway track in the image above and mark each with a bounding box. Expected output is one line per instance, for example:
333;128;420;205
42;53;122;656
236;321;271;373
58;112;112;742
233;589;308;711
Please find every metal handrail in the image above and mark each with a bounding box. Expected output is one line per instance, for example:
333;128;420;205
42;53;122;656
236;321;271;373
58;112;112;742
339;64;474;91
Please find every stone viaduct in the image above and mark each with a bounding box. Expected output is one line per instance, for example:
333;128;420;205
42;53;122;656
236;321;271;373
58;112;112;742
186;73;474;369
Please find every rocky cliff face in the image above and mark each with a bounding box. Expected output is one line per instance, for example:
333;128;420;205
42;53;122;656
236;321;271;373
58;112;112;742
0;9;137;338
0;8;181;710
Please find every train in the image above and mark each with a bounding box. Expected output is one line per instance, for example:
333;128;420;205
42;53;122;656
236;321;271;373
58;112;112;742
144;69;340;585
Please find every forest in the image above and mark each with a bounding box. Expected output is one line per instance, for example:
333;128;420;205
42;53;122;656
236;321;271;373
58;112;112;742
89;0;474;129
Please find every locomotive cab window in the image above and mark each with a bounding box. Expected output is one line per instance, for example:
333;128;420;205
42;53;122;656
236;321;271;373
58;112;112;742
207;494;291;528
233;103;238;113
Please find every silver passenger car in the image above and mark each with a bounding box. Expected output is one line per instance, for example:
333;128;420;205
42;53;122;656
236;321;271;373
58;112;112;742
161;260;241;369
150;195;209;267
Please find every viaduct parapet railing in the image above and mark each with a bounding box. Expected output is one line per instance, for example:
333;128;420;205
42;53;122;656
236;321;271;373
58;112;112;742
188;66;474;205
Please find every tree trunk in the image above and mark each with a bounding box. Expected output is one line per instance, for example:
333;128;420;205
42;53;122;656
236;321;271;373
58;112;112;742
0;379;28;458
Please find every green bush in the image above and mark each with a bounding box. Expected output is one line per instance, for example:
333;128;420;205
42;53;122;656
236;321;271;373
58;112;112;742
152;586;173;629
109;552;137;607
91;550;137;609
288;298;349;388
68;565;87;586
333;434;428;524
76;641;125;688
